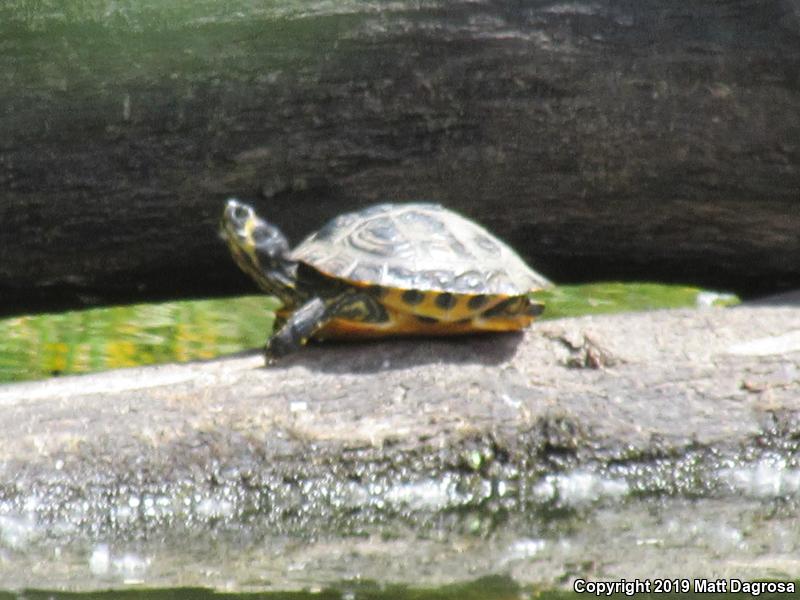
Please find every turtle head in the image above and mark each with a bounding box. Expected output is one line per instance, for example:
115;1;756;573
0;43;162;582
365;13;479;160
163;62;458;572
220;198;300;307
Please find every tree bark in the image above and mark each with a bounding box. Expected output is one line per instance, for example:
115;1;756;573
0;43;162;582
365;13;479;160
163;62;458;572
1;306;800;589
1;1;799;316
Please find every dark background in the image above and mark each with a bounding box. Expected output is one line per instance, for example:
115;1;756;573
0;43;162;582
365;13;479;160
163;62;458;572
1;0;799;316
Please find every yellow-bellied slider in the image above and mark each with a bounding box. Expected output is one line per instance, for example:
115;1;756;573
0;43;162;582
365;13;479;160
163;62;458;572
220;199;551;360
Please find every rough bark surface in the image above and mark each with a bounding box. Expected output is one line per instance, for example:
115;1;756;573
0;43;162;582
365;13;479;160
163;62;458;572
1;1;799;316
2;306;800;590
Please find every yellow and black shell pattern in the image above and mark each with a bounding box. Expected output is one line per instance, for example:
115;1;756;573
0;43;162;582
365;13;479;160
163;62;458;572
290;203;552;338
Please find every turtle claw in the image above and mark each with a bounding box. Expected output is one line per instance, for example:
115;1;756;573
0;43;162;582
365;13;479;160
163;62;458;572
263;347;279;366
264;338;291;364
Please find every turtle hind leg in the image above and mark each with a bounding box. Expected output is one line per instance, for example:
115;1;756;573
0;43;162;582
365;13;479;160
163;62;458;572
266;297;330;361
473;296;544;332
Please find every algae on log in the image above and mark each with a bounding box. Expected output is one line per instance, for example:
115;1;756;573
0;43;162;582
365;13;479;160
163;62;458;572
1;306;800;589
1;1;800;316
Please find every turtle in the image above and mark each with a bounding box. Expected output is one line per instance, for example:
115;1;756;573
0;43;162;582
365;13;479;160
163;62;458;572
220;198;552;361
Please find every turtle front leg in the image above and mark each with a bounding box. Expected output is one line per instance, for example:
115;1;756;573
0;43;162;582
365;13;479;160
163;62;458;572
266;297;330;361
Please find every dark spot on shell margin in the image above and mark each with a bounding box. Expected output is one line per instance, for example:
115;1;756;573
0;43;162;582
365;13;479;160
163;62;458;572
435;292;457;310
467;294;489;310
402;289;425;305
366;285;387;298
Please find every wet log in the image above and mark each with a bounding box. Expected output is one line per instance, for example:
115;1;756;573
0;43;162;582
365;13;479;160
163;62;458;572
1;306;800;589
1;1;799;316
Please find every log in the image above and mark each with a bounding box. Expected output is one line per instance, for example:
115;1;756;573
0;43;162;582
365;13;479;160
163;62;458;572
1;305;800;590
1;1;799;316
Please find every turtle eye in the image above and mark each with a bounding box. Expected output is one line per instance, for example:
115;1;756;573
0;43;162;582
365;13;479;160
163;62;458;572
233;205;251;223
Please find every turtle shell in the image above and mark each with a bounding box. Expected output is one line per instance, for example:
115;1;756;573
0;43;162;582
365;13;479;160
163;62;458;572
290;203;550;296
